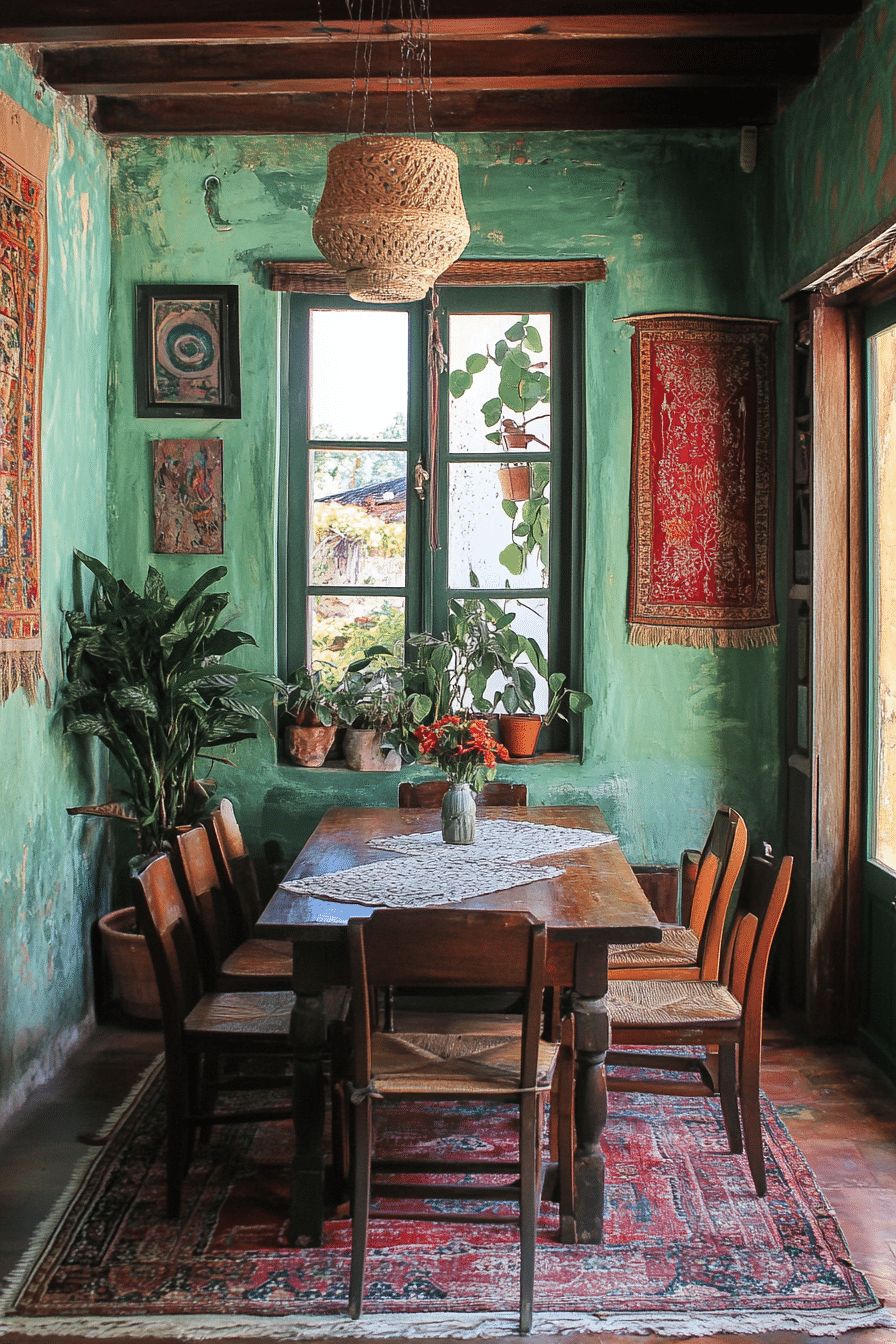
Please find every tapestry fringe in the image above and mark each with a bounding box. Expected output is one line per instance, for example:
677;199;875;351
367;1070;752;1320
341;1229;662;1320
629;624;779;650
0;650;50;706
1;1306;893;1340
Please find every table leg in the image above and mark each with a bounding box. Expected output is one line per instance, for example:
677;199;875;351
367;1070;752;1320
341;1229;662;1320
288;990;328;1247
570;991;610;1244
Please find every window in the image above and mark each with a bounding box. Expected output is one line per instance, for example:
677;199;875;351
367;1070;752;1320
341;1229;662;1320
282;286;584;752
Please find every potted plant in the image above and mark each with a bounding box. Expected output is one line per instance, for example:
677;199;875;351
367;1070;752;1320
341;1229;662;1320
282;665;339;766
498;666;593;758
405;573;543;723
62;550;280;1015
334;649;431;770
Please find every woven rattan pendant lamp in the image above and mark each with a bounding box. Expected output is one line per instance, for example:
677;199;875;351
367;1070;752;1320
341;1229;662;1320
312;0;470;303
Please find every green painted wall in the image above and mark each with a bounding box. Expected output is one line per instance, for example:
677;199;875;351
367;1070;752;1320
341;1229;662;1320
775;0;896;287
107;128;784;871
0;49;111;1118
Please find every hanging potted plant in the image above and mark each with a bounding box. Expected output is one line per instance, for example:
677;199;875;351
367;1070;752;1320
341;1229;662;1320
448;313;551;508
62;551;281;1017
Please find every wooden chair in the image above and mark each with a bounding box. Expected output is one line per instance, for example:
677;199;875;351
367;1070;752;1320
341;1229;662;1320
345;908;567;1335
132;852;294;1217
398;779;527;808
605;851;792;1195
608;805;747;981
176;824;292;992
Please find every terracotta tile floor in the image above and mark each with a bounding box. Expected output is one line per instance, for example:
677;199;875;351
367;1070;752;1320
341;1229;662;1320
1;1017;895;1343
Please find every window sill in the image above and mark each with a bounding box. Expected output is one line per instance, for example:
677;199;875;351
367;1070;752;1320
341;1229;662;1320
276;752;582;771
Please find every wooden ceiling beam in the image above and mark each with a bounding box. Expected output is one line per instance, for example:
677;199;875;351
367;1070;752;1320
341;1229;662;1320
42;35;819;88
4;12;858;43
92;86;779;134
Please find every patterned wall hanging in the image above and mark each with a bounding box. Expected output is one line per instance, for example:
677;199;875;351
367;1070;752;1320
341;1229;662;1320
623;312;778;649
152;438;223;554
0;92;52;703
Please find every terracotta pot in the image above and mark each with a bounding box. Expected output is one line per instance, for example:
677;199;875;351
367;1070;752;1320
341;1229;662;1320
98;907;161;1021
284;722;337;766
343;727;402;772
498;713;542;758
497;463;531;502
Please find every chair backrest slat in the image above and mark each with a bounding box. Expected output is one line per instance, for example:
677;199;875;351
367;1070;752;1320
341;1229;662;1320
688;806;748;980
398;780;527;809
132;854;204;1050
207;798;264;928
176;825;243;981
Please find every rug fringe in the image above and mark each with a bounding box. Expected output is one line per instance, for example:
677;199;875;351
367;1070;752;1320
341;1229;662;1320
629;624;779;649
1;1306;893;1339
0;1057;165;1318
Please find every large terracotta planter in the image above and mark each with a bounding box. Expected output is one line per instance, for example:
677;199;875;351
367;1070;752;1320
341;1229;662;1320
284;723;337;767
98;907;161;1021
343;727;402;771
498;713;542;758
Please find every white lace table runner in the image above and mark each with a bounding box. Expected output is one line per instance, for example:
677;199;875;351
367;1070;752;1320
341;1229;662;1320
280;851;565;908
369;817;617;864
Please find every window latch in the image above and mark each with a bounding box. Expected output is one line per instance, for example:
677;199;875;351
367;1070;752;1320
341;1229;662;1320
413;460;430;502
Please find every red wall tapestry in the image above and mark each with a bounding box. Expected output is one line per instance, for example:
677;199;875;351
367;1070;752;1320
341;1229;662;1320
625;313;778;649
0;93;51;702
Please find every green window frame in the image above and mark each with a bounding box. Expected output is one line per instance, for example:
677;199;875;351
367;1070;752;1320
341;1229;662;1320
280;285;585;754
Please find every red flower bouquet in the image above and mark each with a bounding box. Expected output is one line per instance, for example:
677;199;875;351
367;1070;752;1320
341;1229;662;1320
413;715;510;792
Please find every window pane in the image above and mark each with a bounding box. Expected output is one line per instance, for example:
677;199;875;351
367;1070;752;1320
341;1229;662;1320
870;322;896;872
448;312;551;454
451;596;549;714
448;460;549;589
310;594;406;678
309;309;408;442
311;450;406;588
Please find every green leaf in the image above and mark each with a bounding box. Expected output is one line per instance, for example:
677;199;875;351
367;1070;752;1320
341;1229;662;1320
448;369;473;398
568;690;593;714
502;500;519;518
143;567;169;604
523;325;543;354
506;347;531;369
111;684;159;716
465;353;488;375
504;320;526;342
481;396;503;426
485;431;502;445
494;339;508;364
549;671;567;693
498;542;525;575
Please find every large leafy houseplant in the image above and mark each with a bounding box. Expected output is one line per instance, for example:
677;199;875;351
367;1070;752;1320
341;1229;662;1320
63;551;278;856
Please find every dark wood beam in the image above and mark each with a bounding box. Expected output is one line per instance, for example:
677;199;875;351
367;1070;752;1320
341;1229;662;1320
92;85;780;134
3;11;860;43
42;35;820;90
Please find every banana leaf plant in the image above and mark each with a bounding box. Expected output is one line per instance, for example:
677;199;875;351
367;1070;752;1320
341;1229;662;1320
63;550;281;856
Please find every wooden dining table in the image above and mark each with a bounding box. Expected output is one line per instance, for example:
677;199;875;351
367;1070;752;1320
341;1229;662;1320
256;803;661;1248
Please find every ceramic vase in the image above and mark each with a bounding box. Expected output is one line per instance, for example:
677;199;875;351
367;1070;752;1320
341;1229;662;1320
441;780;477;845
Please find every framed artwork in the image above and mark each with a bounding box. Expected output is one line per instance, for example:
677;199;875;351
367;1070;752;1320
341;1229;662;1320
152;438;224;554
135;284;241;418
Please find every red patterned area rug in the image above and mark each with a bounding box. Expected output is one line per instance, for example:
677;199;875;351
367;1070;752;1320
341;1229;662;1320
625;312;778;650
1;1056;890;1340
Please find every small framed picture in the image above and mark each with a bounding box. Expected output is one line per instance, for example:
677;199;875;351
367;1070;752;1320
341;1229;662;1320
135;284;241;418
152;438;224;554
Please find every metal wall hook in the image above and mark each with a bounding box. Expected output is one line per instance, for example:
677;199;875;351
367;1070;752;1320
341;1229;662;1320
203;175;232;232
